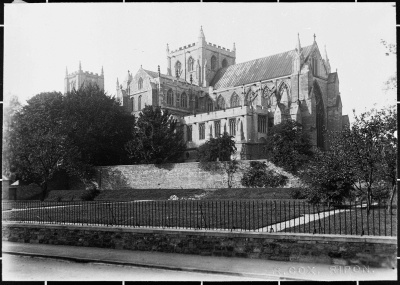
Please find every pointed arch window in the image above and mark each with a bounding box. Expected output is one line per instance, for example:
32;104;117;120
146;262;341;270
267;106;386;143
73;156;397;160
138;95;142;111
222;58;228;68
230;92;240;107
211;55;217;71
181;92;187;108
188;57;194;72
194;96;199;109
167;89;174;106
175;61;182;77
216;95;226;110
207;97;214;112
138;77;143;90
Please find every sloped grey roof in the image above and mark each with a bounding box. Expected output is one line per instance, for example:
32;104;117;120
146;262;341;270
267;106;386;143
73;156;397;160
211;45;313;89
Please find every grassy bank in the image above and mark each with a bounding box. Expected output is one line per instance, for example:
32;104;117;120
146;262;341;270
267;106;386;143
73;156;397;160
43;187;298;202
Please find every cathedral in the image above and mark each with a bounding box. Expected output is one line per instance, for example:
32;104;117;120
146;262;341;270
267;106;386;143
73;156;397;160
115;27;348;161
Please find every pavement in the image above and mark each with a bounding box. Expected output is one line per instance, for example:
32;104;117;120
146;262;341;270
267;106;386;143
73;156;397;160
2;241;397;281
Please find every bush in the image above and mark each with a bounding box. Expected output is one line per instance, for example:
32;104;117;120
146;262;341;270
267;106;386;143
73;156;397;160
289;188;307;199
80;188;100;201
241;161;288;188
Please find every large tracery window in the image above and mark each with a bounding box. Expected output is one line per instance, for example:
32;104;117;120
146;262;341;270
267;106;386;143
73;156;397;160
188;57;194;72
138;95;142;111
181;92;187;108
199;123;205;140
258;115;267;133
187;125;192;142
216;95;225;110
229;118;236;136
167;89;174;105
207;98;214;112
230;92;240;107
211;55;217;71
175;61;182;77
222;58;228;68
215;120;221;137
138;77;143;90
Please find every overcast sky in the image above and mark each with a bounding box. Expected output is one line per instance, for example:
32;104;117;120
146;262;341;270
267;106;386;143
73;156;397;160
4;2;396;121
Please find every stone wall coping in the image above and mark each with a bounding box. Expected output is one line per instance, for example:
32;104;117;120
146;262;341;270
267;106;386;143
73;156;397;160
3;222;396;245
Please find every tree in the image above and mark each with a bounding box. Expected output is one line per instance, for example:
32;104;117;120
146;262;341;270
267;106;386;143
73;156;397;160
197;133;238;188
264;119;313;174
125;105;186;164
197;132;237;162
9;85;135;200
9;92;72;200
62;84;135;171
304;106;397;211
303;143;355;205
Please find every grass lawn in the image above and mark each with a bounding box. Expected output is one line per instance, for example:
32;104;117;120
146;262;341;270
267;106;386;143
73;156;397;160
44;187;298;202
288;204;397;236
4;200;316;232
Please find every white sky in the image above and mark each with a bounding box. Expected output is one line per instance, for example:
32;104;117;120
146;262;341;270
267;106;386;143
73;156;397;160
4;3;396;122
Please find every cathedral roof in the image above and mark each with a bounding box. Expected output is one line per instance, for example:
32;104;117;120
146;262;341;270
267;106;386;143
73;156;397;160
210;45;313;89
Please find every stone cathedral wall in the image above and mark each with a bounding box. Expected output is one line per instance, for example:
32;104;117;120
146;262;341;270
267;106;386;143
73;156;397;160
96;160;302;190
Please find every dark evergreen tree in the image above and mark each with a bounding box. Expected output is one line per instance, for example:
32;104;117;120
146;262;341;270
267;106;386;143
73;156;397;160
9;85;135;200
125;105;186;164
265;119;313;174
197;132;237;162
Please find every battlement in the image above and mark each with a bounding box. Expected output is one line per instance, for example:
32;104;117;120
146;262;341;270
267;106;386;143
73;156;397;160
170;42;197;54
207;42;231;52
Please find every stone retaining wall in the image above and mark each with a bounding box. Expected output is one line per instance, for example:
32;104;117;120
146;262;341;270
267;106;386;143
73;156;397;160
97;160;302;190
3;223;396;268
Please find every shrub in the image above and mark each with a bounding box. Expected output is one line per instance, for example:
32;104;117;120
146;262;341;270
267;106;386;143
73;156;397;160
80;188;100;201
289;188;307;199
241;161;288;188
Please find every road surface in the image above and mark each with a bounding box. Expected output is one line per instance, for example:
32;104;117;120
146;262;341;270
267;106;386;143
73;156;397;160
3;254;272;281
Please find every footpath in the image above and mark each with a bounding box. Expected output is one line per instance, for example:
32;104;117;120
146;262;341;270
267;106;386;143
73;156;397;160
2;241;396;281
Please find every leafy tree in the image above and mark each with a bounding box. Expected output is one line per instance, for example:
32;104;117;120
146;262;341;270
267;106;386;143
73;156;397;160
349;107;397;211
241;161;288;188
303;144;354;205
9;85;135;200
197;132;237;162
265;119;313;173
9;92;72;200
62;84;135;171
125;105;186;164
197;133;238;188
304;106;397;211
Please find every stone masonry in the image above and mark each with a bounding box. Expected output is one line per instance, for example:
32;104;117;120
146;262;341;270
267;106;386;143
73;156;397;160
3;223;396;269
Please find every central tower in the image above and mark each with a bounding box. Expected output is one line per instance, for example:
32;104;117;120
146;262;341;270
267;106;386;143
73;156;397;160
166;26;236;87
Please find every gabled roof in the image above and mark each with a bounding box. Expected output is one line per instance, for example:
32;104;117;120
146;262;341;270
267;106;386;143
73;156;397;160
211;45;313;89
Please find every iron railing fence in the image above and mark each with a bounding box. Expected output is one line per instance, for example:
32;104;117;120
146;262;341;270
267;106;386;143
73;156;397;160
2;199;397;236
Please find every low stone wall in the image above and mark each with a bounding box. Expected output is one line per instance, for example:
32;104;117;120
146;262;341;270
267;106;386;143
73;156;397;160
97;160;302;190
3;223;396;268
